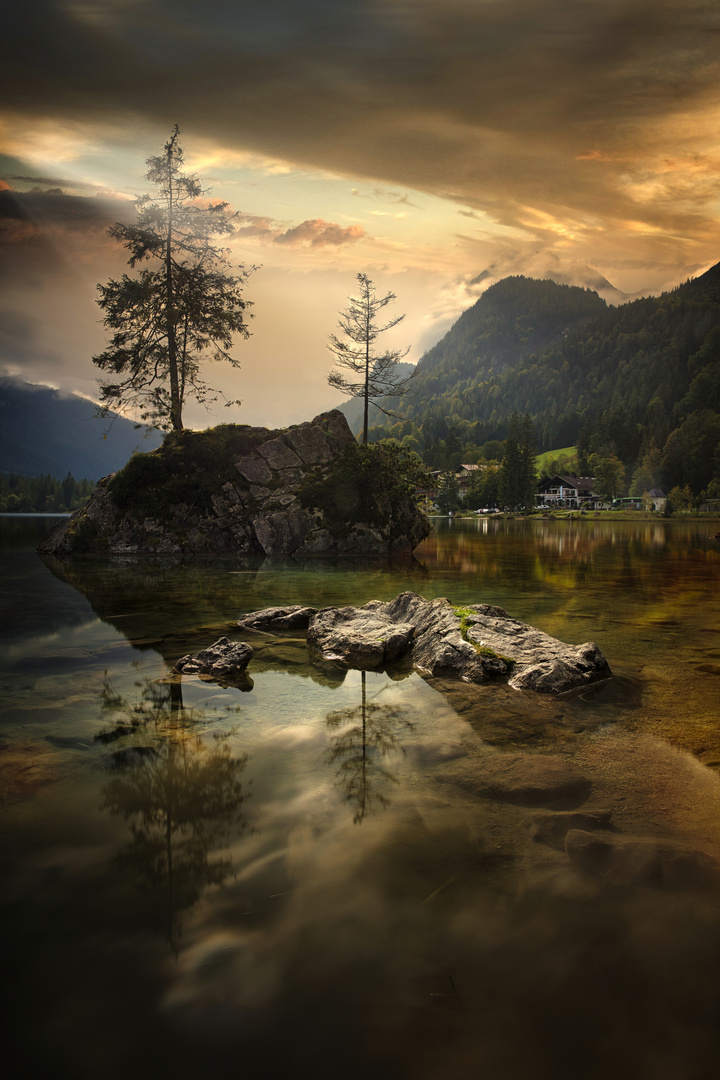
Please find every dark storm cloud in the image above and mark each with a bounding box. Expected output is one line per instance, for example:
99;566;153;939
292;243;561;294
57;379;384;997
4;1;720;230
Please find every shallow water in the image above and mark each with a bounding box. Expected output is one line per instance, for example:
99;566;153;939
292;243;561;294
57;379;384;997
2;514;720;1079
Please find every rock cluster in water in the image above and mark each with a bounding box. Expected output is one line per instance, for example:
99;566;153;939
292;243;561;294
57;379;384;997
38;410;430;558
177;590;612;695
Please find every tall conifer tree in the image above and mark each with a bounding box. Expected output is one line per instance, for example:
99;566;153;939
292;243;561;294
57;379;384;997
93;127;253;431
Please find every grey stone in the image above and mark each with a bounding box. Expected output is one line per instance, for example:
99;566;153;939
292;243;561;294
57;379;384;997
460;610;611;693
252;508;315;556
248;485;272;502
221;482;241;505
565;829;720;890
175;636;254;679
238;605;318;631
285;422;333;464
312;409;356;452
257;437;303;471
235;454;273;484
307;605;415;669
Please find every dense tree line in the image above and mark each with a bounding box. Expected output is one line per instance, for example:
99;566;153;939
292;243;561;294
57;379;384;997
362;268;720;504
0;472;94;513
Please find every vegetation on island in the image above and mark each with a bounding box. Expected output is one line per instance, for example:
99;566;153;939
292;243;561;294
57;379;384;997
297;441;430;539
107;423;269;521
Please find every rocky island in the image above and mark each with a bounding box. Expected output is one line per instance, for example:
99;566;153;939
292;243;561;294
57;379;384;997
38;410;431;558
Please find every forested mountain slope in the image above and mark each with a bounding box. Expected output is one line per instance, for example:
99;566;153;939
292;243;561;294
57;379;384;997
367;268;720;469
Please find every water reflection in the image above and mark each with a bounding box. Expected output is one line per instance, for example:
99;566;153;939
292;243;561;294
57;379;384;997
326;671;416;823
97;675;251;951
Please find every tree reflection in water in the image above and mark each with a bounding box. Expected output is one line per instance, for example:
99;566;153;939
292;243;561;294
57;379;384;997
326;670;415;824
97;674;250;952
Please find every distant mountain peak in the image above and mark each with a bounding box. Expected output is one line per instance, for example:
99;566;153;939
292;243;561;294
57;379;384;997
470;252;628;306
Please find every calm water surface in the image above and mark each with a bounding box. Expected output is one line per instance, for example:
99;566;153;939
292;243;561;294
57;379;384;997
2;514;720;1079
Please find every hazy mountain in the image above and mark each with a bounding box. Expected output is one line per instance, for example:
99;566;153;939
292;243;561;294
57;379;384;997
0;377;162;480
471;251;629;306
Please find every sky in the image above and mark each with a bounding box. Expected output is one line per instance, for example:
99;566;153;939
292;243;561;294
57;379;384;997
2;0;720;430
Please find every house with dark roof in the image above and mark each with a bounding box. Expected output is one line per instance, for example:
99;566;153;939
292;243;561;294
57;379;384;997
536;474;602;510
642;488;667;512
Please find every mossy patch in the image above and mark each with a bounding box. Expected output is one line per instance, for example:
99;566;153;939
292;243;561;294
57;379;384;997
108;424;266;522
453;606;515;665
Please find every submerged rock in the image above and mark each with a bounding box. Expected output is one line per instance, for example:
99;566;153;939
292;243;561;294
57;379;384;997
564;829;720;890
528;809;616;849
440;753;592;807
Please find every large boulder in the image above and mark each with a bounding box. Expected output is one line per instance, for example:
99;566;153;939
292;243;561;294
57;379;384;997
38;411;431;559
236;590;612;694
307;605;415;670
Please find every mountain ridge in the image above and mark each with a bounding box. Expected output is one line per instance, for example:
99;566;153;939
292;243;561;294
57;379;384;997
0;377;162;480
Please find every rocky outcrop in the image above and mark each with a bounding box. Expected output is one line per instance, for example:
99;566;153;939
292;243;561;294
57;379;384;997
38;410;431;558
234;590;612;694
306;605;415;670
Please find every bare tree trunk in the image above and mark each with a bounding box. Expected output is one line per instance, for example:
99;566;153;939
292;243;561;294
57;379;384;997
165;142;183;431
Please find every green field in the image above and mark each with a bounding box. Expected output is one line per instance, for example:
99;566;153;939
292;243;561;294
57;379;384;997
535;446;576;472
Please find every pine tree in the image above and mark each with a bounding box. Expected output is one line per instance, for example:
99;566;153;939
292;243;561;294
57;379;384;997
327;273;414;444
93;126;253;431
500;412;537;509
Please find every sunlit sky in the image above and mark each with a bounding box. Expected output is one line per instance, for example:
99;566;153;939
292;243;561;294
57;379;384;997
2;0;720;429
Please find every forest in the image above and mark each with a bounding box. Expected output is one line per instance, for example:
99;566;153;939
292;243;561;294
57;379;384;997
360;267;720;504
0;472;95;513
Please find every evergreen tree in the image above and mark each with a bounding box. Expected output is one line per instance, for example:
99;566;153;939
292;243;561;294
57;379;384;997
327;274;414;444
436;470;460;513
93;126;253;431
500;412;537;509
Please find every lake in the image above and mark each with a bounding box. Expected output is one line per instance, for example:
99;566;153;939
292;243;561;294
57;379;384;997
2;513;720;1079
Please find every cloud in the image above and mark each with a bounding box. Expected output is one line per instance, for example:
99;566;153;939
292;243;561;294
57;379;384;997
4;0;720;271
274;219;365;247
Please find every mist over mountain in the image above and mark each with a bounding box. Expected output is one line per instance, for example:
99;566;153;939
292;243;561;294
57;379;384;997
470;251;630;305
0;377;162;480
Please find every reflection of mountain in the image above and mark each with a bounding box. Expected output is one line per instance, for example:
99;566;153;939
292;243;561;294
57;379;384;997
326;671;415;823
98;676;250;950
418;518;717;614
